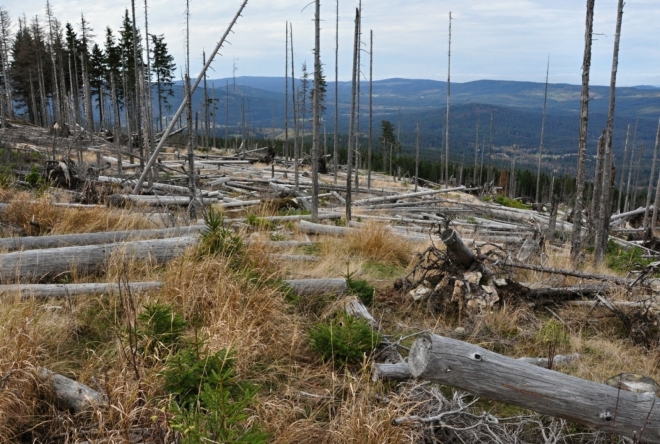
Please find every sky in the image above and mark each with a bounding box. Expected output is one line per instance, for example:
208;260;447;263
3;0;660;87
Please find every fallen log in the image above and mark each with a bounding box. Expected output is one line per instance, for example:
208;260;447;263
501;260;639;287
299;220;352;236
283;278;347;296
372;362;411;381
353;186;466;206
373;352;581;382
0;236;197;283
0;282;163;299
408;333;660;442
37;368;106;413
0;225;205;252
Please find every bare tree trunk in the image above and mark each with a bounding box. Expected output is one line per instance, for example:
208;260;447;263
203;51;209;148
473;118;480;185
650;119;660;231
644;122;660;233
131;0;144;168
284;22;289;164
570;0;595;262
536;57;549;203
367;29;373;190
346;8;360;222
415;122;420;192
632;142;645;211
617;123;631;213
444;12;452;185
624;120;639;212
354;0;362;192
595;0;624;263
311;0;321;222
588;131;606;248
290;23;299;191
334;0;339;185
110;73;122;176
487;114;493;183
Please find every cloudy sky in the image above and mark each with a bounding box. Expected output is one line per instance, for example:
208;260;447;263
4;0;660;87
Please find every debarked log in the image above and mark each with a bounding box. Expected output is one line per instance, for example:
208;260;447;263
0;236;197;283
37;368;106;413
0;225;205;252
283;278;347;296
441;228;493;278
0;282;163;299
408;333;660;442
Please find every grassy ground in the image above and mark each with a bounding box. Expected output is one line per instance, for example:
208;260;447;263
0;167;658;442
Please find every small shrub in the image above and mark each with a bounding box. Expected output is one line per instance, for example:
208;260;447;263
347;277;375;306
198;207;243;258
25;166;44;188
309;313;381;365
138;303;187;355
606;239;653;273
164;345;268;443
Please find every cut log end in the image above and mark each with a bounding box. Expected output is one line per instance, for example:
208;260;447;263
408;335;432;378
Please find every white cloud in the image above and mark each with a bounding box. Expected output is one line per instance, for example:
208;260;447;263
1;0;659;86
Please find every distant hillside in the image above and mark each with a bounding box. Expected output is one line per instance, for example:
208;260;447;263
162;76;660;173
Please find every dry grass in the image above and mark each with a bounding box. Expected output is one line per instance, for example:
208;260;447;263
1;193;158;236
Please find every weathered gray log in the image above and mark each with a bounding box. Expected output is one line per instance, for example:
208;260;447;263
372;362;412;381
517;353;580;368
0;236;197;283
525;285;612;305
441;228;496;278
342;296;377;328
299;220;352;236
37;368;106;413
107;195;213;207
0;282;163;299
353;186;466;206
502;260;637;287
516;237;542;263
217;199;261;208
409;333;660;442
0;225;205;252
284;278;347;296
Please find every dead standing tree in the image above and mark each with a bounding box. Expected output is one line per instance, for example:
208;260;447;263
570;0;595;262
594;0;624;264
311;0;320;222
536;57;549;203
345;8;360;222
444;11;451;185
132;0;249;194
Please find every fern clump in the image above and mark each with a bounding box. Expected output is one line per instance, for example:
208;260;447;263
309;313;381;365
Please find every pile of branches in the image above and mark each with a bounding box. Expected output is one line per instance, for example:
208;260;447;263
392;382;632;443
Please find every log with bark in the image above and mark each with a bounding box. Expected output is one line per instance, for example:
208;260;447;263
408;333;660;442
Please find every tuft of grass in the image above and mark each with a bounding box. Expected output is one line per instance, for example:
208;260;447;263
309;313;381;366
345;221;412;266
